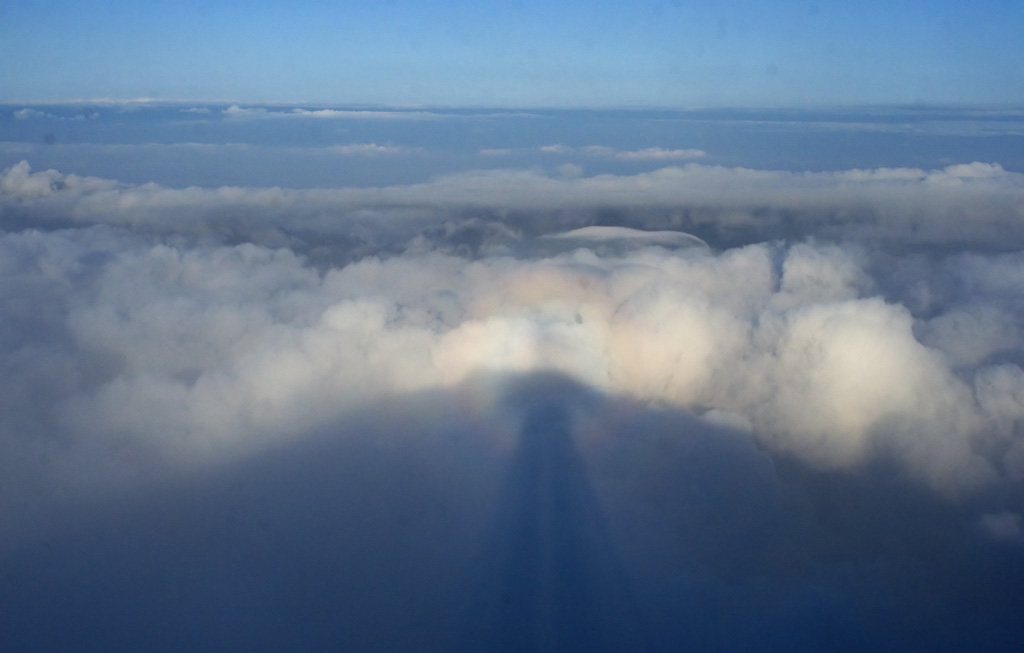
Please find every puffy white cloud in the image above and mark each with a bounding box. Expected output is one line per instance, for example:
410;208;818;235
5;158;1024;647
613;146;707;160
0;220;1015;500
11;107;114;121
222;105;446;121
539;144;706;160
222;104;268;118
13;108;46;120
539;143;572;154
326;143;412;155
0;160;65;198
289;107;442;120
2;161;1024;535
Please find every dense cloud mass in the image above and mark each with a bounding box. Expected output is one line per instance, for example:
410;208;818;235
3;158;1024;649
3;159;1023;251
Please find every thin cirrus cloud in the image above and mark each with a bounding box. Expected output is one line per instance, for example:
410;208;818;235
578;145;708;160
505;144;707;160
3;155;1024;648
222;104;446;121
12;107;99;121
326;143;412;155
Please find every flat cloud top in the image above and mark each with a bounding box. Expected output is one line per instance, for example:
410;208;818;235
3;159;1023;250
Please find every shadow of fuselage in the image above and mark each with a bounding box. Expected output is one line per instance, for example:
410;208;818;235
466;382;648;652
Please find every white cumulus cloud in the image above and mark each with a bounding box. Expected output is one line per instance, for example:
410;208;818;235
4;157;1024;648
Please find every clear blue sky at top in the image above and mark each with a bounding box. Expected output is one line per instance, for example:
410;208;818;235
2;0;1022;107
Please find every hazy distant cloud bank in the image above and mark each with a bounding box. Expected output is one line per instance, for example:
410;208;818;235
12;107;99;121
500;143;708;161
326;143;414;156
222;104;446;121
3;159;1024;648
3;159;1022;250
538;144;707;160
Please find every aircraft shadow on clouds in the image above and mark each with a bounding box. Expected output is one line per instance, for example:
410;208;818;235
463;374;649;652
2;372;1024;651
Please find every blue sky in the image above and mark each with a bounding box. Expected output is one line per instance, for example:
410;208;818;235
3;0;1023;106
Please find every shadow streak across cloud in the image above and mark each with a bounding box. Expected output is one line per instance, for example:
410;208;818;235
464;373;647;652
